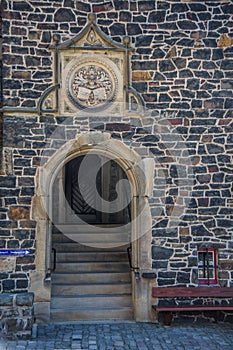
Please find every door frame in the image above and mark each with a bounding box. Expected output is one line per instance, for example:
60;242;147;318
30;132;155;323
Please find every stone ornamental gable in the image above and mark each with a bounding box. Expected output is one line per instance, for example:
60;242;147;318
39;13;144;117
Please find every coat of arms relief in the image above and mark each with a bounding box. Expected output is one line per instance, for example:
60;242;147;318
69;63;117;109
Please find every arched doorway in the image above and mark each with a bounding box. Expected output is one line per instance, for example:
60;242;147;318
53;154;131;226
31;133;154;323
50;153;133;321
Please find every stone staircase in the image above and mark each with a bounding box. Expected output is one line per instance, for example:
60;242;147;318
50;225;133;322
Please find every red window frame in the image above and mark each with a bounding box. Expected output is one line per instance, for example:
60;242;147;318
198;248;218;285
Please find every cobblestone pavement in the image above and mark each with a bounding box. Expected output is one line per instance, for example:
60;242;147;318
1;320;233;350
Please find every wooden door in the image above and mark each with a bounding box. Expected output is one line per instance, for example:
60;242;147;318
63;154;130;225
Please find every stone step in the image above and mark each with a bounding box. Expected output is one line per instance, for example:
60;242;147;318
51;224;133;322
50;307;134;322
54;234;130;247
55;261;130;273
53;224;129;234
52;272;131;284
53;242;129;252
50;294;132;309
55;251;128;262
52;226;130;248
51;282;132;296
53;241;130;249
53;233;74;243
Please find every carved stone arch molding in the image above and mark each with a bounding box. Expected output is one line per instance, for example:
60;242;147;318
31;133;156;323
39;13;145;117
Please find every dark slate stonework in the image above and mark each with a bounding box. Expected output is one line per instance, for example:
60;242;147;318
54;8;76;22
152;246;173;260
0;293;34;340
1;0;233;329
148;11;166;23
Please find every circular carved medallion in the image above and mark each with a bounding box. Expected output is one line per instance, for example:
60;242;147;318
68;63;117;110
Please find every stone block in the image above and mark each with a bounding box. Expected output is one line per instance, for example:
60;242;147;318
178;21;197;30
8;206;30;220
206;144;224;155
190;3;207;11
9;0;32;11
221;59;233;70
12;70;31;79
7;240;20;248
3;54;23;65
159;59;176;72
178;38;195;47
158;271;176;279
158;278;175;286
120;11;131;22
16;279;28;289
152;260;168;269
198;207;218;215
34;302;50;323
138;1;155;11
113;0;128;10
177;272;190;284
33;71;52;79
187;78;199;90
54;8;75;22
2;279;15;291
41;31;52;43
19;90;41;99
0;257;15;273
76;1;91;12
4;318;25;332
110;23;126;36
209;20;222;30
222;4;233;14
136;35;153;47
152;246;173;260
191;225;212;236
0;176;16;188
105;123;130;131
28;13;46;22
171;3;188;12
0;295;13;306
148;11;166;23
127;23;142;35
179;227;190;236
16;256;35;265
0;240;6;248
173;58;187;69
217;219;233;228
16;293;34;307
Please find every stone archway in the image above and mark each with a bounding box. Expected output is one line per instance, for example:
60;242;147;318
30;132;155;323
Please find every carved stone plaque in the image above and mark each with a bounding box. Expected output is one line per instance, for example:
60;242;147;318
70;64;116;109
66;58;119;111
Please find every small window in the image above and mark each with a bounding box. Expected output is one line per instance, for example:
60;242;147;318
198;248;218;285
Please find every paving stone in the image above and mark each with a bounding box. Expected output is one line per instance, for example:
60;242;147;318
2;321;232;350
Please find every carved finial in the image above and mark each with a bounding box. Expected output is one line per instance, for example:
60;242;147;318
53;33;61;45
88;13;97;23
123;36;130;47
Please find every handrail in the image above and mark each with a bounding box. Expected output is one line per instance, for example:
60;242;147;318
127;245;139;272
51;248;56;272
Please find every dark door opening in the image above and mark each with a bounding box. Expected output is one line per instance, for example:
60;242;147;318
50;153;133;322
62;154;131;225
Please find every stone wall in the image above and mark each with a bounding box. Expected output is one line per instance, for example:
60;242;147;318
0;0;233;322
0;292;34;340
2;1;233;110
